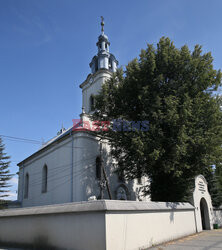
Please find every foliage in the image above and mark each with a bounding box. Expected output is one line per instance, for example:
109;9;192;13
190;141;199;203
208;165;222;208
93;37;222;202
0;137;12;201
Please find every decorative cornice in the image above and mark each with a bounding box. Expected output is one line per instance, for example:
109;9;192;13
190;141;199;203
79;68;112;89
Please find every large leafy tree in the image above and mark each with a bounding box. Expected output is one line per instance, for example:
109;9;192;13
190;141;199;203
0;137;12;204
93;37;222;202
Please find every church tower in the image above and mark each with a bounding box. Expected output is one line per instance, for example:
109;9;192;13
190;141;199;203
80;17;118;114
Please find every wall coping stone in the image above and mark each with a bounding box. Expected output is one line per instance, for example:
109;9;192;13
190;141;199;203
0;200;194;217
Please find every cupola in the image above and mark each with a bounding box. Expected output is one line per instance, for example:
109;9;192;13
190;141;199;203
89;17;118;74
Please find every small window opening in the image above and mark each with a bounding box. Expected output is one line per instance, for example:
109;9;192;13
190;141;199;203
118;169;125;182
42;165;48;193
24;173;29;199
90;95;95;111
95;59;98;72
96;156;101;179
109;58;112;69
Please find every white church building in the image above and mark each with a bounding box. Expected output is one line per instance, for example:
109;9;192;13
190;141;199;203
17;19;148;208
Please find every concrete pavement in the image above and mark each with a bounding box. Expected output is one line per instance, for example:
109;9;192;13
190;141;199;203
149;229;222;250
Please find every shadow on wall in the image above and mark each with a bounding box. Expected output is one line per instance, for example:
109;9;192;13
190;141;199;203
0;235;57;250
80;139;137;201
166;202;187;223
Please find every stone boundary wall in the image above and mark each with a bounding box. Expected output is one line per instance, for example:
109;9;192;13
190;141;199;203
0;200;196;250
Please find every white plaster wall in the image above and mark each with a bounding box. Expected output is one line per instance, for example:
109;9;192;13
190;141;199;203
82;70;112;113
73;132;101;201
18;137;73;207
0;201;196;250
18;132;102;207
74;132;147;202
18;130;147;208
213;209;222;227
106;209;196;250
0;208;105;250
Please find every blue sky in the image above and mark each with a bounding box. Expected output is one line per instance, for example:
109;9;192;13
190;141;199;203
1;0;222;200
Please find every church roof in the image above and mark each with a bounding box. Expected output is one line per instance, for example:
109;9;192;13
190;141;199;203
17;126;73;166
41;126;72;149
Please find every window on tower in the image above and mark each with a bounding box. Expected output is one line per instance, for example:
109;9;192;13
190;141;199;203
95;59;98;72
109;58;112;70
90;95;95;111
24;173;29;199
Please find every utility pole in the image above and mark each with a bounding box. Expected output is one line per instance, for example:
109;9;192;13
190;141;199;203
99;141;112;200
102;163;112;200
99;142;105;199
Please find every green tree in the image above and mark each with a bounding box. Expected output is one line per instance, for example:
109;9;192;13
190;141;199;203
93;37;222;202
0;137;12;205
208;165;222;208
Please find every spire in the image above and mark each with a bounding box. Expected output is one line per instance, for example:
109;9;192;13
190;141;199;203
89;17;118;74
101;16;104;34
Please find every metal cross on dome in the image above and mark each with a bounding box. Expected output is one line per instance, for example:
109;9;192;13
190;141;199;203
101;16;104;33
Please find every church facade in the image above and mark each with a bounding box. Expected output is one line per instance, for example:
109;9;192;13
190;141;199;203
17;20;149;207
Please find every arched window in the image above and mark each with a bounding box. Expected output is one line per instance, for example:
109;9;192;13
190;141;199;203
96;156;101;179
95;59;98;72
24;173;29;198
118;169;125;182
109;57;112;70
90;95;95;111
42;165;48;193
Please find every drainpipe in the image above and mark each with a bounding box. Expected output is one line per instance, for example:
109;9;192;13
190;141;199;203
70;132;74;202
